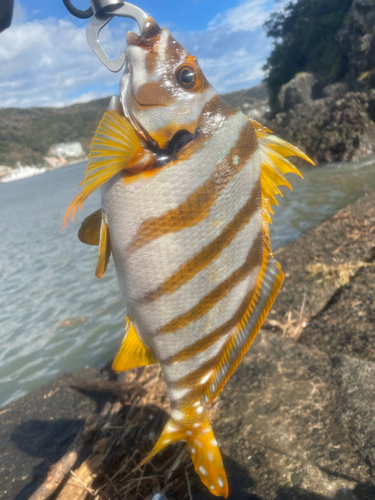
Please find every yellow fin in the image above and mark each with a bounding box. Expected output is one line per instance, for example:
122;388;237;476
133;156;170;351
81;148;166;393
249;117;315;248
95;212;111;278
204;253;283;405
112;318;157;372
201;121;314;405
78;209;102;246
140;413;228;497
63;110;148;228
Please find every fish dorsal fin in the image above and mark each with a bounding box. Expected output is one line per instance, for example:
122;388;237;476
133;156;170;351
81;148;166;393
78;209;102;246
249;117;314;251
112;318;157;372
203;122;314;404
95;212;111;279
63;110;146;228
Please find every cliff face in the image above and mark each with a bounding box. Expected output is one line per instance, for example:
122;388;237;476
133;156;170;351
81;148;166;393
337;0;375;90
265;0;375;164
266;76;375;163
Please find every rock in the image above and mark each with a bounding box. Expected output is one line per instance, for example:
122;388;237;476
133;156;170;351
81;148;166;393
266;91;375;163
321;82;349;100
0;367;111;500
278;73;322;112
271;191;375;323
193;331;375;500
337;0;375;90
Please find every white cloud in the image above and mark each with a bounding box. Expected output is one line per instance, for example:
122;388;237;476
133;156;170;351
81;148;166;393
208;0;273;33
173;0;280;94
0;0;286;108
0;12;131;108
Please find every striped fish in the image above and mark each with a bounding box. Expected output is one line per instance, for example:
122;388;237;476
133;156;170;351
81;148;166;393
64;17;313;497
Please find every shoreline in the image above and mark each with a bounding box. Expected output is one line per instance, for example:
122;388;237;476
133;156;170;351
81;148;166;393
1;190;374;500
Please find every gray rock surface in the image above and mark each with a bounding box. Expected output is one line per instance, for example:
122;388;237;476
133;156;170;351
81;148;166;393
321;83;349;100
0;367;110;500
270;191;375;322
267;91;375;163
337;0;375;90
193;331;375;500
278;73;319;112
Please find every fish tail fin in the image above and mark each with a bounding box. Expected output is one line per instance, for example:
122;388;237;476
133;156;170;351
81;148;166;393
140;410;228;497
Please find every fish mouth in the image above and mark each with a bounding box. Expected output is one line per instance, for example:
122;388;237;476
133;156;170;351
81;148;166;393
126;17;161;48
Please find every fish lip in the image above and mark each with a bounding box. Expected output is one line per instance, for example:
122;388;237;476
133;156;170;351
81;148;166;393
126;16;161;48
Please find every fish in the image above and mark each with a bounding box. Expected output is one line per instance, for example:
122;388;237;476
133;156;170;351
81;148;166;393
63;16;314;497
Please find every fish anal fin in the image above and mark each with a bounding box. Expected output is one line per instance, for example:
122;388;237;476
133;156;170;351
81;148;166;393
140;412;228;497
95;212;111;278
112;318;157;372
204;251;283;405
78;209;102;246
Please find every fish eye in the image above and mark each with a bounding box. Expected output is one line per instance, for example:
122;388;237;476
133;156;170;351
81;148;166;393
176;64;199;90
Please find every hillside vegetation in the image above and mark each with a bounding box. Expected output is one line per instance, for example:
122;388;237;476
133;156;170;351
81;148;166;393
263;0;353;109
0;98;111;167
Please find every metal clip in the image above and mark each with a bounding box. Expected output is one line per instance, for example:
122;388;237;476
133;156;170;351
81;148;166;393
86;0;147;72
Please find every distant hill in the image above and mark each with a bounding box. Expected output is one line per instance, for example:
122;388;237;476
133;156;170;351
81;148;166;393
0;84;268;167
0;97;111;167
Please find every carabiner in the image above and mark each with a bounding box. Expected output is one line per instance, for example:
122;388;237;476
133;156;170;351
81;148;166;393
86;1;148;72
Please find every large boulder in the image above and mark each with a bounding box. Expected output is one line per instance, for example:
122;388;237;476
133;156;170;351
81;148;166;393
278;73;321;112
266;91;375;163
321;82;349;100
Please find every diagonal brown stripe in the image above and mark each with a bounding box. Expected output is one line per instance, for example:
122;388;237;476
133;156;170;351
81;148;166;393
171;349;225;390
129;119;257;252
143;181;261;303
158;231;263;334
163;280;257;365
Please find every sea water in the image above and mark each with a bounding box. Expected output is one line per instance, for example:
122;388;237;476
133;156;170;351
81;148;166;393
0;158;375;406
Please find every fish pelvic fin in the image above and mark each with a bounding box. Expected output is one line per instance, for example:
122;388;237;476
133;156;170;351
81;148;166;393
249;117;315;253
78;209;102;246
112;318;157;372
140;410;228;497
63;110;151;228
95;211;111;278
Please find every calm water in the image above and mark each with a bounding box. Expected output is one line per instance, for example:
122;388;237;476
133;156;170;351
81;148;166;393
1;158;375;407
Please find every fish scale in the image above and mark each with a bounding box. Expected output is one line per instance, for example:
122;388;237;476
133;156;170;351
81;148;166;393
64;15;314;498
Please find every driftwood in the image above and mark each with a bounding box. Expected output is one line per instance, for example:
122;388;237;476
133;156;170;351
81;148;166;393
28;381;148;500
71;380;147;403
55;453;103;500
27;416;97;500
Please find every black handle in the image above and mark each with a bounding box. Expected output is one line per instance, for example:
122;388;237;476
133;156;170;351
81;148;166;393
0;0;14;33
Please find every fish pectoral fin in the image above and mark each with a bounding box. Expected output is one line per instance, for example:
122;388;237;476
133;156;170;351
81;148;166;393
204;251;283;405
139;412;228;497
78;209;102;246
112;318;157;372
95;212;111;279
63;110;152;228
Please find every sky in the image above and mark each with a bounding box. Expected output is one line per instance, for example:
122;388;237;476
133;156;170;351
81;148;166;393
0;0;288;108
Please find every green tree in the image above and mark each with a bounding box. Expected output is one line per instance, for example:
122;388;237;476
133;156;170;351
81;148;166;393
263;0;352;110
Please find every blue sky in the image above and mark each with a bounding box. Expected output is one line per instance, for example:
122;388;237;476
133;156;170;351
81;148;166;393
0;0;288;108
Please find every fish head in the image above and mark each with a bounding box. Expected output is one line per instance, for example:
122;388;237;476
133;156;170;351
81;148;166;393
122;17;216;151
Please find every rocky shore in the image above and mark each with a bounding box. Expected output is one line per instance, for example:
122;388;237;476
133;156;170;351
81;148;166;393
1;191;374;500
261;0;375;164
